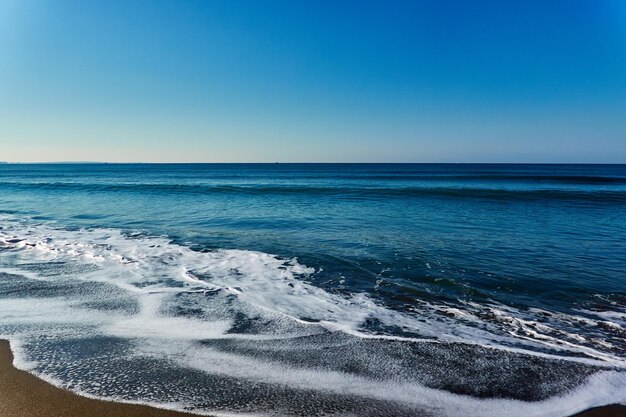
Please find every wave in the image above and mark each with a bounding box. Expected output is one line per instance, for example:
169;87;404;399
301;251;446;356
239;174;626;184
0;214;625;416
1;181;626;202
0;213;624;362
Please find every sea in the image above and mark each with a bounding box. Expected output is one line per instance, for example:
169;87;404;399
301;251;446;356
0;163;624;417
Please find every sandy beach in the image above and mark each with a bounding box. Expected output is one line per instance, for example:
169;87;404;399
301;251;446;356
1;339;624;417
572;405;626;417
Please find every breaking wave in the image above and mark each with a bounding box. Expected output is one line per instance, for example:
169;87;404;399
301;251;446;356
0;213;625;416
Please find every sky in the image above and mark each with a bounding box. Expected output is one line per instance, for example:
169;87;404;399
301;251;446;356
1;0;625;163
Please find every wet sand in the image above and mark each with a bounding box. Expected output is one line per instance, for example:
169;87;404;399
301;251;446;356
0;339;203;417
1;339;624;417
572;405;626;417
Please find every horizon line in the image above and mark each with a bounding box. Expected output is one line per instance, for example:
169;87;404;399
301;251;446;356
1;161;625;165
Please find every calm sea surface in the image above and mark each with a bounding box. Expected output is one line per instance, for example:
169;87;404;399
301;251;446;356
0;163;625;416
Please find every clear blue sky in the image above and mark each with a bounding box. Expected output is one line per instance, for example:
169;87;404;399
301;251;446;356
1;0;625;162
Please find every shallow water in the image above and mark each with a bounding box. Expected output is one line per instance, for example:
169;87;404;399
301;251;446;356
0;163;625;416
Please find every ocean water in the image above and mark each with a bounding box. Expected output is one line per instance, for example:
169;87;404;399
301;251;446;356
0;163;625;417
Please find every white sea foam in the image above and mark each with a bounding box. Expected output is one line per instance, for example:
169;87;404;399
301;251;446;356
0;213;624;360
123;338;626;417
104;294;232;340
0;213;625;416
8;336;626;417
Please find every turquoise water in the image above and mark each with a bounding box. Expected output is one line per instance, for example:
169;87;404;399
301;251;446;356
0;163;625;416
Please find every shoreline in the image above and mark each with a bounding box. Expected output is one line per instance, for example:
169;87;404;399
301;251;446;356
0;339;205;417
1;339;624;417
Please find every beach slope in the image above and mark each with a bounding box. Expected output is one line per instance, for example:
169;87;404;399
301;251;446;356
1;339;624;417
0;340;203;417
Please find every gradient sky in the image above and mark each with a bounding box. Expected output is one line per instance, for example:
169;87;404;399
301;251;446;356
1;0;625;162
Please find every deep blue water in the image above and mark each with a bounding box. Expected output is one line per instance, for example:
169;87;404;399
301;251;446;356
2;163;625;310
0;163;625;416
